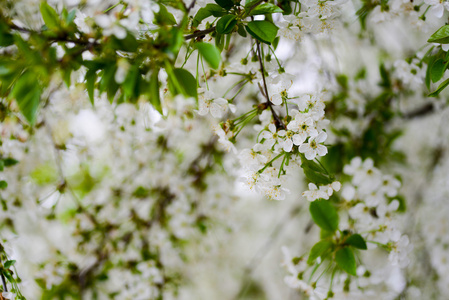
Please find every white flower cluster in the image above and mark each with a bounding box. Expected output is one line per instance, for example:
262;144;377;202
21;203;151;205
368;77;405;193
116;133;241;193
238;91;330;200
281;158;412;299
342;157;413;268
424;0;449;18
278;0;348;40
198;89;236;119
0;89;238;298
393;59;426;88
302;181;341;201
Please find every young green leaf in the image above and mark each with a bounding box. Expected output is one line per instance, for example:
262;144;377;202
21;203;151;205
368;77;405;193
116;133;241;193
249;3;284;15
309;199;339;233
216;15;237;34
320;229;334;239
429;77;449;97
303;168;333;185
307;240;333;264
335;247;357;276
0;180;7;189
0;34;13;47
245;20;278;44
122;65;140;101
11;71;41;125
40;2;60;30
110;33;138;52
278;0;293;14
85;69;97;105
195;42;221;69
169;68;198;99
426;55;436;90
154;4;177;25
430;59;446;83
192;4;226;27
237;24;247;37
245;0;263;8
215;0;234;10
149;69;162;114
345;234;367;250
3;158;18;167
428;25;449;44
3;260;15;269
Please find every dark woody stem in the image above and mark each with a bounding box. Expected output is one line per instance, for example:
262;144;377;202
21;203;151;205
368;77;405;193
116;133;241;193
255;39;286;129
0;256;8;293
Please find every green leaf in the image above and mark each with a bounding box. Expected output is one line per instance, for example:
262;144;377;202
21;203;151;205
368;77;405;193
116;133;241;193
249;3;284;15
66;9;77;25
167;26;184;55
11;71;41;125
300;155;332;184
278;0;293;15
31;163;58;185
110;33;138;51
245;0;262;8
122;65;140;101
155;4;177;25
430;59;446;83
307;240;333;264
302;167;332;185
425;56;435;90
335;247;357;276
168;68;198;99
429;77;449;97
345;234;367;250
0;32;14;47
216;15;237;34
245;20;278;44
2;269;14;283
428;25;449;44
237;24;247;37
320;229;334;239
149;69;162;114
40;2;60;30
174;68;197;99
85;69;97;105
192;4;226;27
0;180;7;189
195;42;221;69
4;260;15;269
309;199;339;233
379;63;391;89
272;36;280;49
3;158;18;167
99;64;119;102
391;194;406;213
215;0;234;10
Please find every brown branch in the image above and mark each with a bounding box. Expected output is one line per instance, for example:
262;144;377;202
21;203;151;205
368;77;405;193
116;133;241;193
255;39;285;129
186;0;197;13
184;27;215;40
402;103;434;119
9;23;97;46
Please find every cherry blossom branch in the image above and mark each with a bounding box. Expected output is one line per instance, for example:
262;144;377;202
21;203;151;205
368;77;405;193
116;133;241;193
185;27;216;40
255;39;286;129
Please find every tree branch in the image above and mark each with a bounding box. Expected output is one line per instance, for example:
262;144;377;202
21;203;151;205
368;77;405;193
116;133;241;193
255;39;285;129
184;27;215;40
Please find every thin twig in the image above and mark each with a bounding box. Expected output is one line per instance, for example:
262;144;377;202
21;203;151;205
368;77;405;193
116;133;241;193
0;257;7;292
255;39;285;129
184;27;216;40
186;0;197;13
